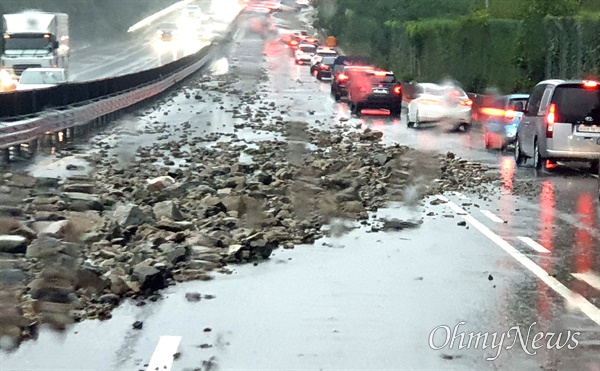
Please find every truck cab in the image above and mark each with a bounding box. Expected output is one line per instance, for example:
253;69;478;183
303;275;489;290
1;12;69;76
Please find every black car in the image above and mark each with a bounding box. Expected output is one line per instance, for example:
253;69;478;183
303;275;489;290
310;55;337;80
347;70;403;117
330;56;373;100
331;65;375;101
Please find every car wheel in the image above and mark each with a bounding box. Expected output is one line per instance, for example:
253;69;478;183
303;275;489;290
590;160;599;174
355;103;363;116
414;111;421;128
459;123;471;132
514;137;526;166
407;109;414;127
533;140;545;170
349;102;357;115
316;73;322;81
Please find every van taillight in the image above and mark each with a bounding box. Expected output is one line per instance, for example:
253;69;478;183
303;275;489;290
393;85;402;95
545;103;556;138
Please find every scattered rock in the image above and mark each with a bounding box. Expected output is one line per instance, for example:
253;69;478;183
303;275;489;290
379;218;422;231
132;321;143;330
185;292;201;302
153;201;184;221
0;235;28;254
132;264;167;292
113;204;155;227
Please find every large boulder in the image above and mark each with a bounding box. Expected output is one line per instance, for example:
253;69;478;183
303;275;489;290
132;263;168;292
26;237;82;259
153;201;184;221
75;266;108;295
113;204;155;227
0;235;28;254
61;193;104;211
38;220;71;239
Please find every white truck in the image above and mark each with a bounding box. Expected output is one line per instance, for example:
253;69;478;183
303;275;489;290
1;12;69;77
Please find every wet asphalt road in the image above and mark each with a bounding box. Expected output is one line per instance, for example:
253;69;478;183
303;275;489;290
68;0;221;82
2;6;600;371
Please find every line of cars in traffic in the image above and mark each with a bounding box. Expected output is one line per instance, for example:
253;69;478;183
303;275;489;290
280;29;600;179
282;31;405;118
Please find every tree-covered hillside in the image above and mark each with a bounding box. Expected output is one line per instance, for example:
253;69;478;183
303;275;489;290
315;0;600;93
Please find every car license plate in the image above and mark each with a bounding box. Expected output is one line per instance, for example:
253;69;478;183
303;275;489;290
373;89;388;94
577;124;600;133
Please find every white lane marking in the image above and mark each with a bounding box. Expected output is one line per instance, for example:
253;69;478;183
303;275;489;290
572;272;600;291
437;195;600;327
480;210;504;223
146;336;182;371
518;236;551;254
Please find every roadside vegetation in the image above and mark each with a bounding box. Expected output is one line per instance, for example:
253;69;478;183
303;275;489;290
314;0;600;93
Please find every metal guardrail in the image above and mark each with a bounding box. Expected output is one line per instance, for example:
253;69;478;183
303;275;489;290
0;46;210;150
0;10;245;151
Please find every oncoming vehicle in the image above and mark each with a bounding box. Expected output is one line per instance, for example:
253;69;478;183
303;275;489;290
515;79;600;171
310;55;337;80
346;70;403;116
0;68;17;92
480;94;529;150
330;64;375;101
407;83;473;131
182;5;202;18
16;67;67;90
294;44;316;64
156;22;178;41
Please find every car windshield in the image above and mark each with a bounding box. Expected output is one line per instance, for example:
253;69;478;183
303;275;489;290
4;36;52;50
552;85;600;123
321;56;337;65
508;98;528;110
20;71;63;84
370;74;396;83
300;46;315;53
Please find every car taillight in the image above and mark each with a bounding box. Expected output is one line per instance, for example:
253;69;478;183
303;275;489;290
337;73;349;82
480;107;504;117
290;41;298;46
504;109;517;119
459;99;473;106
545;103;556;138
393;85;402;95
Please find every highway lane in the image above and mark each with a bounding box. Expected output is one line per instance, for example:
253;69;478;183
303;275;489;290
2;6;599;370
68;0;231;82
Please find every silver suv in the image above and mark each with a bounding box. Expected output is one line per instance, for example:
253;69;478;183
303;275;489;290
515;79;600;170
